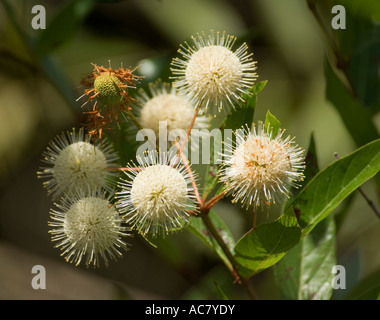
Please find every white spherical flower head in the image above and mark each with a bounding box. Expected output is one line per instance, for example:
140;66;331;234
37;128;118;199
49;191;130;267
171;31;258;114
138;81;209;135
219;122;305;209
136;81;210;151
116;151;196;237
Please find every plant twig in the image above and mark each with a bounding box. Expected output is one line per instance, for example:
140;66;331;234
203;190;227;210
334;152;380;219
170;99;258;299
125;106;144;131
177;106;200;156
306;0;347;68
174;141;203;206
201;213;258;300
306;0;354;94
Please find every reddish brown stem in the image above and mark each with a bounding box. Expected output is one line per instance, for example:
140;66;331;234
177;107;200;156
174;140;203;206
203;190;227;210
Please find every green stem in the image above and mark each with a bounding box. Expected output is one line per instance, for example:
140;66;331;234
200;213;258;300
125;107;143;131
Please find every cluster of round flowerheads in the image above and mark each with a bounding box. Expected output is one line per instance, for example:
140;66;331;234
37;30;306;269
38;128;196;266
38;128;130;267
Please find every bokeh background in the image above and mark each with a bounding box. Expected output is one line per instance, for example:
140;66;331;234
0;0;379;299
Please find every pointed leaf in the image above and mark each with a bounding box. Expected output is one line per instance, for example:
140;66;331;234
345;269;380;300
292;138;380;236
35;0;95;56
325;61;379;148
220;80;267;130
234;206;301;278
264;110;281;137
287;132;319;210
214;282;229;300
274;214;336;300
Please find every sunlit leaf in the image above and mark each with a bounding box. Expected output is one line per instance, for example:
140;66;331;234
234;206;301;278
291;138;380;236
264;110;281;137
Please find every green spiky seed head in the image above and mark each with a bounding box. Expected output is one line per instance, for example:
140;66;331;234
94;73;124;106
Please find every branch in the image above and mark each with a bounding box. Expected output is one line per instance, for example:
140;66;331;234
200;213;258;300
334;152;380;219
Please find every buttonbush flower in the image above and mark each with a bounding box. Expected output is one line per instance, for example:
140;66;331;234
136;80;210;150
116;151;196;237
78;63;141;140
48;190;130;267
171;31;258;114
37;127;119;199
219;122;305;209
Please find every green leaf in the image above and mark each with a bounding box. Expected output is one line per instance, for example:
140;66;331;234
302;133;320;186
39;56;80;114
325;61;379;147
214;282;229;300
292;138;380;236
274;214;336;300
234;206;301;278
264;110;281;137
345;269;380;300
220;80;267;130
202;158;225;201
35;0;95;56
286;132;319;213
187;210;236;270
332;0;380;112
348;25;380;112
